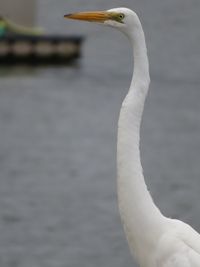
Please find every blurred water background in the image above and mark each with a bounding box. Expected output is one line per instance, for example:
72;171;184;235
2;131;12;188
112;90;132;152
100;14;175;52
0;0;200;266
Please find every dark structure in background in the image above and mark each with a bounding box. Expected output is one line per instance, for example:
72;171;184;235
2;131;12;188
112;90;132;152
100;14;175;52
0;0;83;65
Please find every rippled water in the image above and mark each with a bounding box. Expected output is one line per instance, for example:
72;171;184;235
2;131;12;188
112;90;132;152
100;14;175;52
0;1;200;266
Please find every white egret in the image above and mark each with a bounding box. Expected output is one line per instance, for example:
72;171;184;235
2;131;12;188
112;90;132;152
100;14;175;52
64;8;200;267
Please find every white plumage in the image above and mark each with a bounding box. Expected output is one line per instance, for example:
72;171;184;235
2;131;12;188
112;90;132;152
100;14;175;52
65;7;200;267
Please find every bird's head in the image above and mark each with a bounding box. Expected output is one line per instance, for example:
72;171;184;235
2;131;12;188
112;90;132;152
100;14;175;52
64;7;140;37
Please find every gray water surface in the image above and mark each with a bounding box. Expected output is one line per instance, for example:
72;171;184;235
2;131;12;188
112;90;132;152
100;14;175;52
0;0;200;266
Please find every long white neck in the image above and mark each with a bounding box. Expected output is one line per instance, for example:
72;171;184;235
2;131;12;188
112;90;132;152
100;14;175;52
117;18;165;259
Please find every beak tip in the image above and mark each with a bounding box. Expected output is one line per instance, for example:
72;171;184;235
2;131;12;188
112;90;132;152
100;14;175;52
64;14;72;18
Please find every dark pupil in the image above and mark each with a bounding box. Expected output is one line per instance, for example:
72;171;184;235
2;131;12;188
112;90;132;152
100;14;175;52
119;15;123;19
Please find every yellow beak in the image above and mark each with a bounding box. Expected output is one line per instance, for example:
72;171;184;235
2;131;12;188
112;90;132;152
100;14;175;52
64;11;111;23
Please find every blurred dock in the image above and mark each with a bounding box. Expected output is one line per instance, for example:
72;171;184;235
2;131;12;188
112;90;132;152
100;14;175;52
0;34;83;65
0;0;84;65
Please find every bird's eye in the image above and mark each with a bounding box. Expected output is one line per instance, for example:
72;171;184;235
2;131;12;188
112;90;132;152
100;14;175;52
112;12;125;23
119;13;125;20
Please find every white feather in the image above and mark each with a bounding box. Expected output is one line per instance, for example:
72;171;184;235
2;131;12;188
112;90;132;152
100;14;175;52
108;8;200;267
